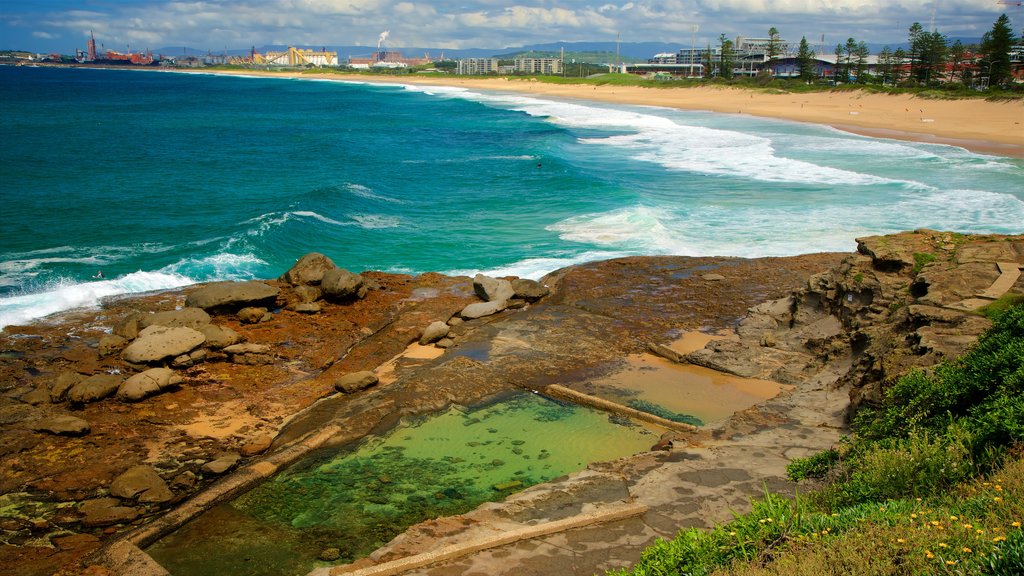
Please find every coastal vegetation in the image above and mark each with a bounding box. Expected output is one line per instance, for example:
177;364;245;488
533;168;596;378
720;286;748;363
608;303;1024;575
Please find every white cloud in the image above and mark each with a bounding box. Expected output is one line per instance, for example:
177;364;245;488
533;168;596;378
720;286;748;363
32;31;57;39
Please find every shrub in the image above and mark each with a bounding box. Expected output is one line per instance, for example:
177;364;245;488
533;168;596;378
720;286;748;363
786;449;839;482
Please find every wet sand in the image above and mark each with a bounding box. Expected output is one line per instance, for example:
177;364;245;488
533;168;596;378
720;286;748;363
176;68;1024;158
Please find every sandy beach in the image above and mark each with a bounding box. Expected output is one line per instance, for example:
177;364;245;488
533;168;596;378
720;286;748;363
183;68;1024;158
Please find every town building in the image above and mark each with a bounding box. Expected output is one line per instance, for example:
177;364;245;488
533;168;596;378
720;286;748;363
514;57;562;75
456;58;499;75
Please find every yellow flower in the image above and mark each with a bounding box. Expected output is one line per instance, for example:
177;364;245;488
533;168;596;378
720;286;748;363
977;529;986;534
950;515;958;520
946;560;957;566
1013;521;1021;528
995;485;1003;491
963;547;972;553
925;550;935;559
831;513;839;517
963;523;974;529
994;535;1007;542
729;531;737;536
938;543;948;548
995;497;1003;502
880;507;887;512
896;538;906;544
911;513;918;519
931;520;941;526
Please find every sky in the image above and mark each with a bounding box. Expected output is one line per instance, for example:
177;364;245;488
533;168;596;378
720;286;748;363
0;0;1018;55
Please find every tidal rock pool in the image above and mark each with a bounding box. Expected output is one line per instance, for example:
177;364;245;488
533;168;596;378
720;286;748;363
146;392;657;576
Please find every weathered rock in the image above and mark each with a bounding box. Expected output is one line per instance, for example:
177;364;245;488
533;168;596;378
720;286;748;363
170;471;197;491
117;368;183;402
685;340;765;378
21;387;51;406
240;434;274;457
334;371;379;393
139;307;211;330
511;278;550;302
702;273;726;281
171;354;193;368
49;371;84;403
79;498;139;528
201;453;240;475
109;465;174;503
112;312;142;340
447;317;464;327
184;281;280;311
319;548;341;562
197;324;240;349
436;338;455;349
223;343;274;365
30;414;90;436
321;268;364;301
122;326;205;364
98;335;128;357
290;302;321;314
460;300;506;319
237;307;268;324
293;285;322;303
419;321;450;345
281;252;337;286
473;274;515;303
67;374;124;404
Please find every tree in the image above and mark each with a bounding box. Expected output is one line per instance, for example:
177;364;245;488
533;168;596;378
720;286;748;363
908;22;926;81
718;34;734;79
892;48;908;84
853;40;870;82
877;46;894;85
835;43;846;81
979;14;1016;87
766;27;782;68
797;36;816;81
948;40;968;85
909;23;948;83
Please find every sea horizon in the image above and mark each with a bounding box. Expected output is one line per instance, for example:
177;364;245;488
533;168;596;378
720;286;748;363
2;65;1022;329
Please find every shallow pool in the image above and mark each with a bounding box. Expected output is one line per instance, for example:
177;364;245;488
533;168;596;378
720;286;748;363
146;392;657;576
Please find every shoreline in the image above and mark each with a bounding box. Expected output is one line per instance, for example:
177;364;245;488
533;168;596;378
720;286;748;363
173;68;1024;158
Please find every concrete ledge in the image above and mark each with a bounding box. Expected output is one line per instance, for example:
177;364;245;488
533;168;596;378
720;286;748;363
318;501;648;576
543;384;698;433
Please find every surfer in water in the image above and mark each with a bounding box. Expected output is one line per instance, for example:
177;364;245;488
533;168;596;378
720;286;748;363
93;270;104;279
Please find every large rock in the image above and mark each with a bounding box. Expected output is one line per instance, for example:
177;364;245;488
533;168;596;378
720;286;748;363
237;306;269;324
184;281;280;311
293;285;321;303
202;453;240;475
49;371;83;402
122;326;205;364
474;274;515;303
511;278;550;302
30;414;90;436
67;374;123;403
117;368;183;402
98;334;128;357
223;343;274;365
197;324;240;349
79;498;139;528
321;268;364;301
419;321;451;345
139;307;211;330
281;252;337;286
334;371;379;393
109;465;174;503
460;300;506;319
112;312;142;340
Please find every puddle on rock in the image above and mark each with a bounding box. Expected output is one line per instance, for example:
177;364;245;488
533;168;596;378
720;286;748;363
666;329;737;357
147;392;656;576
574;353;789;427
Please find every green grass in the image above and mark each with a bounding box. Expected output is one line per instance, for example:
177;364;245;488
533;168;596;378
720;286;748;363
609;304;1024;575
912;252;938;274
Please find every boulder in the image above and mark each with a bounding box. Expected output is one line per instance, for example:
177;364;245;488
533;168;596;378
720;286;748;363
473;274;515;303
197;324;240;349
237;307;268;324
139;308;211;330
201;453;240;475
21;387;51;406
240;434;274;457
321;268;364;301
97;335;128;357
79;498;139;528
122;326;205;364
30;414;90;436
117;368;183;402
293;285;321;303
49;371;84;403
436;338;455;349
511;278;549;302
223;343;274;365
419;321;450;345
281;253;337;286
184;281;280;311
109;465;174;504
290;302;321;314
67;374;123;403
112;312;142;340
334;371;379;393
460;300;506;320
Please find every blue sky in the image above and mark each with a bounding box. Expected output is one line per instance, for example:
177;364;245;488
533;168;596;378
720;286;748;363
1;0;1017;54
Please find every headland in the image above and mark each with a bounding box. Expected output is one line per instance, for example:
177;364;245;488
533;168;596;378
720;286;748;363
1;230;1021;576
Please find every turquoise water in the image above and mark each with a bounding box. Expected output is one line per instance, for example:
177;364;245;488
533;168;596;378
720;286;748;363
2;66;1022;328
145;393;656;575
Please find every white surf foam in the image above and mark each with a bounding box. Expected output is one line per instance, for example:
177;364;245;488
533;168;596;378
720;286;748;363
345;183;403;203
445;250;635;281
351;214;401;229
0;271;194;330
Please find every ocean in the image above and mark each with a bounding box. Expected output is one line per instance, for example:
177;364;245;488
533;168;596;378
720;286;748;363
2;65;1022;329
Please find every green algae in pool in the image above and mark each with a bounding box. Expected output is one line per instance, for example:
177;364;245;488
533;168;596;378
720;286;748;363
146;392;656;576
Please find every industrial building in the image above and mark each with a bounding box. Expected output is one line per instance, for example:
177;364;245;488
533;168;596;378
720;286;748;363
262;47;338;67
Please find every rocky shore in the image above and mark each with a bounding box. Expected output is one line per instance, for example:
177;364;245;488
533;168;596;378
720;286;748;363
1;231;1020;576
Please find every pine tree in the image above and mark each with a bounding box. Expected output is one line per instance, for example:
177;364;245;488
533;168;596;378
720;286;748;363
797;36;816;81
980;14;1016;87
766;27;782;67
718;34;735;79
